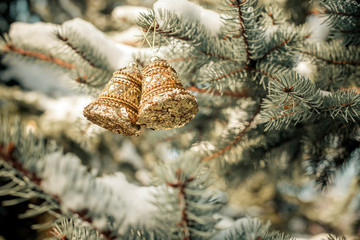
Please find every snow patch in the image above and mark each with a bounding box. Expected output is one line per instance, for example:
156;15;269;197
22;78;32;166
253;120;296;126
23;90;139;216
112;6;150;24
306;15;329;41
153;0;222;36
61;18;139;69
9;21;58;50
99;172;159;233
40;152;159;232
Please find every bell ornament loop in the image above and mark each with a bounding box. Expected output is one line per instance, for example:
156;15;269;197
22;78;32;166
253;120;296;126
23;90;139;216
150;56;160;63
128;61;138;68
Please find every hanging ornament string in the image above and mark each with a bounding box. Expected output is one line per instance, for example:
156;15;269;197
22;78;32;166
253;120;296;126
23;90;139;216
135;19;156;62
152;19;157;57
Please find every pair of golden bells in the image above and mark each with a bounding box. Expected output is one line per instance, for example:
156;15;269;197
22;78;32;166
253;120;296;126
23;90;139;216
83;58;199;136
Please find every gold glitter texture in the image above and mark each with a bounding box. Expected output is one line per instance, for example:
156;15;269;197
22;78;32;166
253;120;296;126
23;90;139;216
137;59;198;130
83;66;142;136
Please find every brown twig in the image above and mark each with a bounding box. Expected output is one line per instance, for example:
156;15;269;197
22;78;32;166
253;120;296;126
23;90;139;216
3;43;75;69
166;169;195;240
340;86;360;94
56;32;102;69
210;67;246;82
339;29;360;33
267;11;275;25
324;10;360;18
259;39;290;61
0;142;42;185
186;85;249;98
231;0;251;64
167;57;195;62
202;102;261;162
269;99;356;122
199;50;237;62
269;110;296;121
223;32;242;40
300;51;360;66
254;68;281;82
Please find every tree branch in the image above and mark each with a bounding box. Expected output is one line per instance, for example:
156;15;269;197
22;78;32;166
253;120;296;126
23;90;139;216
300;51;360;66
324;10;360;18
210;67;246;82
166;169;194;240
259;39;290;61
254;68;281;82
56;31;98;69
3;43;75;69
0;142;115;240
202;102;261;162
186;86;249;98
231;0;251;63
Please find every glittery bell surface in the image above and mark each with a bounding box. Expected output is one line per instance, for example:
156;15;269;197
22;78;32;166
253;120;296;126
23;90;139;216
83;66;142;136
137;59;198;130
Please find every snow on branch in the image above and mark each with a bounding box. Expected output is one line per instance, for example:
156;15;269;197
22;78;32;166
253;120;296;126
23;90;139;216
153;0;222;36
137;9;235;64
1;18;141;91
211;217;291;240
154;152;224;239
0;114;160;238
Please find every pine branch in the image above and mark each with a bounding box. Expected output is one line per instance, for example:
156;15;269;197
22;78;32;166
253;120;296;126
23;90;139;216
57;18;116;73
0;144;115;239
255;66;281;83
202;102;261;162
154;153;222;239
211;217;291;240
1;20;121;91
51;218;102;240
325;234;347;240
0;142;42;185
1;40;75;69
208;67;246;83
221;0;265;61
317;0;360;45
197;61;248;93
260;38;290;60
262;88;360;130
137;10;237;63
258;23;311;62
0;114;160;239
55;31;98;69
322;89;360;123
300;50;360;66
262;4;290;27
186;86;249;98
230;0;252;63
304;121;360;189
313;64;359;91
166;169;194;240
200;50;237;62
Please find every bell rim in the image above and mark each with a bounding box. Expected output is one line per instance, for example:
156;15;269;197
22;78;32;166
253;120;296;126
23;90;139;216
137;91;198;130
83;103;141;136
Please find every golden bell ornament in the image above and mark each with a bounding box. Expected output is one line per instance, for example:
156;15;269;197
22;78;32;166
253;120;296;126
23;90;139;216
83;62;142;136
137;57;198;130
